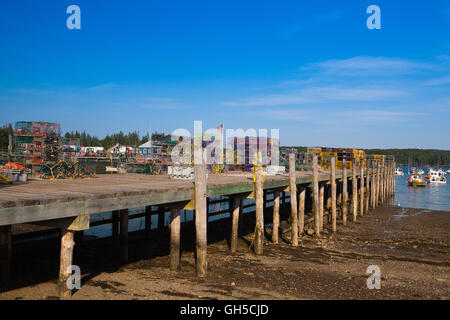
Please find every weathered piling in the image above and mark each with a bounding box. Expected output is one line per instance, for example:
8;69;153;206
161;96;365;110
58;229;75;298
289;154;298;246
331;157;337;233
112;210;120;245
231;196;241;251
352;161;358;222
169;207;181;270
371;161;376;209
158;206;165;230
194;147;207;277
319;182;325;231
144;205;152;240
365;160;370;213
272;190;280;243
360;160;364;217
0;225;12;288
238;198;244;237
313;155;320;236
376;163;381;207
298;186;305;236
119;209;129;264
342;159;348;226
254;166;264;255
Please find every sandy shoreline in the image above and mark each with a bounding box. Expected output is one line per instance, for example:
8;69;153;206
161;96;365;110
0;205;449;300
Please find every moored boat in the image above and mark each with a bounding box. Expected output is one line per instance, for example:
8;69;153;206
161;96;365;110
395;168;404;176
408;175;427;187
426;169;447;184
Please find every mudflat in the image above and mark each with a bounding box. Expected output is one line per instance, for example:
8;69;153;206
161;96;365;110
0;205;448;300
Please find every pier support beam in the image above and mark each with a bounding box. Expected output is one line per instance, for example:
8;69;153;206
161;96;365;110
352;161;358;222
170;207;181;271
119;209;129;265
331;157;337;233
342;159;348;226
289;154;298;246
144;206;152;240
0;225;12;288
319;183;324;231
377;163;381;207
194;145;208;277
112;210;120;245
58;229;75;299
313;155;320;236
272;190;280;244
231;196;241;252
365;160;370;214
371;161;376;209
298;186;305;236
254;166;264;255
360;160;364;217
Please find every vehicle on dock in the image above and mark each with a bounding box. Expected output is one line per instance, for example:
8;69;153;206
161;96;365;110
408;175;427;187
426;169;447;184
395;167;404;176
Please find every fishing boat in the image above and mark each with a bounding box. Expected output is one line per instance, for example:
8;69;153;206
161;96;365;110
426;169;447;184
408;175;427;187
395;168;404;176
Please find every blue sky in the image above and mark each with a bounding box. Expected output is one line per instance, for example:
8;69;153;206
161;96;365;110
0;0;449;149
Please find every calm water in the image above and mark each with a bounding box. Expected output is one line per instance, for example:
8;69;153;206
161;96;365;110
394;166;450;212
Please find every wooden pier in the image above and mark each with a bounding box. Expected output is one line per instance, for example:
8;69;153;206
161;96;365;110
0;156;396;297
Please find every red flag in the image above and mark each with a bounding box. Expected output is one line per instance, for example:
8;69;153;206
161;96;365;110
217;124;223;133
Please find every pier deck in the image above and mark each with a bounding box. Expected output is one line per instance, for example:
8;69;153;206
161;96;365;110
0;171;335;226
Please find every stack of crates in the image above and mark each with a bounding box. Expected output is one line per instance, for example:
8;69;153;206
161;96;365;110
14;121;61;176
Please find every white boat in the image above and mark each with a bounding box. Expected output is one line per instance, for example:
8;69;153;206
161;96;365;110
395;168;404;176
446;169;450;174
427;168;447;184
417;169;425;175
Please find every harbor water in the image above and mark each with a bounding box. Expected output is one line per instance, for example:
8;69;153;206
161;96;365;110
394;166;450;212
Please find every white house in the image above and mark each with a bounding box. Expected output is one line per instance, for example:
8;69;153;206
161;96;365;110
138;141;152;155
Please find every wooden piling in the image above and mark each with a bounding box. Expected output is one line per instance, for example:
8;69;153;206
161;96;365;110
58;228;75;298
376;163;381;207
365;160;370;213
313;155;320;236
112;210;119;245
119;209;129;264
272;190;280;244
170;207;181;271
371;161;376;209
158;206;165;230
144;205;152;240
319;183;324;231
0;225;12;288
360;160;364;217
289;153;298;246
331;157;337;233
254;166;264;254
194;147;208;277
342;159;348;226
352;161;357;222
238;198;244;237
298;186;305;236
231;196;241;251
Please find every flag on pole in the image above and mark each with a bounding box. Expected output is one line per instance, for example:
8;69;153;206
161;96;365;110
217;124;223;133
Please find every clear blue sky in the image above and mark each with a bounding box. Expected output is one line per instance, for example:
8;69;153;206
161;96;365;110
1;0;449;149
